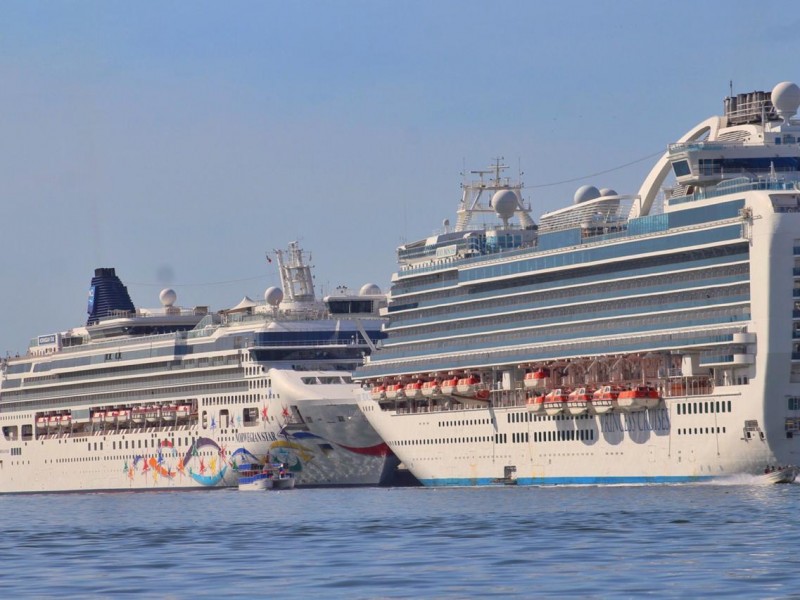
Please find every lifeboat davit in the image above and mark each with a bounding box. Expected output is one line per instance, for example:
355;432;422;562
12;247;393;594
617;385;661;411
591;386;621;413
523;368;550;389
441;378;459;395
404;381;424;399
526;394;546;414
543;389;569;416
371;385;387;401
421;380;441;397
566;387;593;415
385;383;406;400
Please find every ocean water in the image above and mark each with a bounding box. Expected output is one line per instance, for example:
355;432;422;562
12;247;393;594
2;480;799;598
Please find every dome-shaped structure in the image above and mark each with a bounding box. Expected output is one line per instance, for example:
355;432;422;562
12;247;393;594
772;81;800;122
159;288;177;307
359;283;382;296
574;185;601;204
599;188;618;197
490;189;519;220
264;286;284;307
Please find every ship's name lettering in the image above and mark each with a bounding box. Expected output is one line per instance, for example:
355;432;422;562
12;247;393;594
236;431;278;443
599;409;670;433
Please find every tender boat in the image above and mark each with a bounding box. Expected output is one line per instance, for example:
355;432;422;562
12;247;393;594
543;389;569;416
238;463;270;491
617;385;661;411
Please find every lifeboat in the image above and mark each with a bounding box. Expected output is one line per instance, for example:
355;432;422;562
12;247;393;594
617;385;661;411
385;383;406;400
176;405;191;421
421;380;441;397
456;376;480;395
441;377;459;395
113;409;126;425
59;414;72;429
161;405;177;421
543;389;569;416
91;411;105;425
370;385;387;401
145;406;160;423
523;368;550;389
47;415;60;431
566;387;593;415
132;407;147;425
35;416;48;432
526;394;546;414
404;381;424;399
591;386;621;414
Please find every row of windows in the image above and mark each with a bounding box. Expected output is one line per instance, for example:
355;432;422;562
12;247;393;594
387;286;750;345
676;400;733;415
533;429;595;442
438;418;493;427
677;427;727;435
509;412;594;423
391;262;749;330
789;397;800;410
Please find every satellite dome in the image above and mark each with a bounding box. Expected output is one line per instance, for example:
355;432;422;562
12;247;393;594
264;286;284;307
360;283;382;296
491;189;519;220
772;81;800;122
574;185;601;204
599;188;618;197
159;288;177;307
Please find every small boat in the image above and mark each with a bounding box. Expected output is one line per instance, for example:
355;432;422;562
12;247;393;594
404;381;424;399
370;385;387;401
543;389;569;416
566;387;593;415
592;386;621;413
91;411;105;425
161;405;177;421
440;378;459;395
59;414;72;428
238;463;270;491
385;383;406;400
421;380;441;397
759;465;799;484
523;368;550;389
617;385;661;411
266;463;296;490
47;415;60;431
115;409;128;425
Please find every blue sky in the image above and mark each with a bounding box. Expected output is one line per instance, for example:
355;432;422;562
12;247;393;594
1;1;799;353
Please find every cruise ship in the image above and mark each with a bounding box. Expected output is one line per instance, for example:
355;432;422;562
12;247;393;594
0;242;397;493
356;81;800;486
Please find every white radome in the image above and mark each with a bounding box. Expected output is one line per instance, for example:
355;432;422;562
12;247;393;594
159;288;177;307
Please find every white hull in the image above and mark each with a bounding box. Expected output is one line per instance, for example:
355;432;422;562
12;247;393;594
359;385;782;485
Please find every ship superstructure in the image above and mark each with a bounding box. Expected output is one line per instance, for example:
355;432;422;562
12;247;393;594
356;81;800;485
0;242;396;493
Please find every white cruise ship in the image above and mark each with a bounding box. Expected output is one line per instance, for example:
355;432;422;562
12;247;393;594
0;242;398;493
356;81;800;486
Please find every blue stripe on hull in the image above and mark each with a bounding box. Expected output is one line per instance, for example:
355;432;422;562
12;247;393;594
419;475;714;486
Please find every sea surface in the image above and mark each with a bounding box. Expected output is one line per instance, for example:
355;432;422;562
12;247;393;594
2;479;800;599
